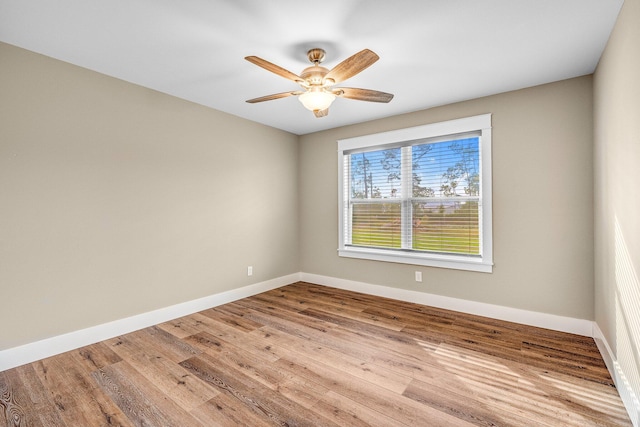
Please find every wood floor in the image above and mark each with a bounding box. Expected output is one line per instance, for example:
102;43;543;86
0;282;632;426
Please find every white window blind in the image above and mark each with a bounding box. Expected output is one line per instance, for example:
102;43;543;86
338;114;492;273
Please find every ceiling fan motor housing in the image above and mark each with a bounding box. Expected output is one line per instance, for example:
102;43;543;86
300;65;331;86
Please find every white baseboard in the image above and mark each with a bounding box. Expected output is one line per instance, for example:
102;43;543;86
593;324;640;427
0;273;300;372
300;272;594;336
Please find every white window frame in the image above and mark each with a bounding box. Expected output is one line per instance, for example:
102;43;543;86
337;114;493;273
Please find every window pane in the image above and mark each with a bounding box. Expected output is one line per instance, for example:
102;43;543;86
412;137;480;198
351;202;401;249
350;148;402;199
412;200;480;255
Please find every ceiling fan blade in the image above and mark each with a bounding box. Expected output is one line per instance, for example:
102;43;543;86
245;91;300;103
314;108;329;118
334;88;394;103
245;56;304;83
324;49;379;84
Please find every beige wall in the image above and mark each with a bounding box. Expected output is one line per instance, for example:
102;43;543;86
0;42;299;350
594;0;640;403
299;76;594;319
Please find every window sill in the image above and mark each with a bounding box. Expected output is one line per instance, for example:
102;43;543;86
338;247;493;273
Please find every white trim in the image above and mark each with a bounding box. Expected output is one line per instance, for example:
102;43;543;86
300;272;593;336
337;247;493;273
337;114;492;151
593;323;640;427
0;273;300;372
479;126;493;265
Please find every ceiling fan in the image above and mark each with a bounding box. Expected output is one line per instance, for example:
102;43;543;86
245;48;393;118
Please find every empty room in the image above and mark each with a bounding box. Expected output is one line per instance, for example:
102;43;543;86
1;0;639;426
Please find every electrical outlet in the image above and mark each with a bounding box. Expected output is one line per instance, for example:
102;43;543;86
247;266;253;276
415;271;422;282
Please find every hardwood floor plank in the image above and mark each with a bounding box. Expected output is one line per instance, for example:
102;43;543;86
251;324;413;394
0;282;631;426
92;361;202;427
266;284;368;310
200;305;264;333
528;371;631;424
402;316;613;389
185;313;281;363
250;290;409;332
422;343;625;426
295;283;457;322
112;325;202;363
405;330;627;426
184;326;332;413
189;394;274;427
403;378;543;427
180;353;341;426
22;359;124;427
33;353;131;426
187;331;289;391
273;354;477;427
105;332;219;411
1;369;36;427
157;316;207;339
232;297;332;336
313;390;409;427
519;340;613;384
236;296;436;367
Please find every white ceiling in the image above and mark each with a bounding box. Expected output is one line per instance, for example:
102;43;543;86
0;0;623;135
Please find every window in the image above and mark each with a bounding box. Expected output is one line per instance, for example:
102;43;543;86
338;114;492;272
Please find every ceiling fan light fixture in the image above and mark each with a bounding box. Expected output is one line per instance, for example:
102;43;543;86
298;89;335;112
245;48;392;117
